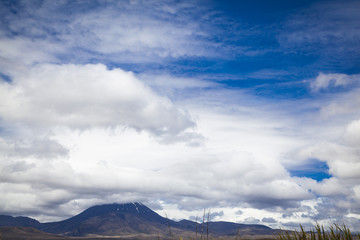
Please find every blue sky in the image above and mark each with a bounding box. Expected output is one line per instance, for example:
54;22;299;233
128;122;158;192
0;0;360;231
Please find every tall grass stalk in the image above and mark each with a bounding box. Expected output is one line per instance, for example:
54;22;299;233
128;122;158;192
195;216;198;240
235;228;241;240
164;212;172;237
201;209;206;240
206;209;211;240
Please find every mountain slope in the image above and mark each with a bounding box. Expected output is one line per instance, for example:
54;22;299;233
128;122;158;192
40;202;172;236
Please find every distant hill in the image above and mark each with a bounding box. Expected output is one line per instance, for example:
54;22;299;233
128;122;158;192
0;215;40;228
0;202;278;237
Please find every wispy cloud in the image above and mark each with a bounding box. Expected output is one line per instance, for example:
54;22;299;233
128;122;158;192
0;0;224;66
277;0;360;69
310;72;360;92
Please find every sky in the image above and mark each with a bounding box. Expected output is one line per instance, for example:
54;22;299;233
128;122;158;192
0;0;360;231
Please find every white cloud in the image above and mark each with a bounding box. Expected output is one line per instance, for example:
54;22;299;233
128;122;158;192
0;136;68;159
0;63;195;138
344;119;360;146
310;73;359;92
0;97;311;221
262;217;277;223
1;68;360;230
292;117;360;224
71;9;209;59
242;217;260;224
0;37;56;65
310;74;360;122
297;131;360;181
0;62;204;221
0;0;219;66
278;0;360;59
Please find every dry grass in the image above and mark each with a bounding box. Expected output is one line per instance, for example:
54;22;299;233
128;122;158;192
277;224;360;240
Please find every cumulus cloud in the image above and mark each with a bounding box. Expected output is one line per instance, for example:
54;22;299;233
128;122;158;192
0;101;312;221
0;62;206;220
0;63;195;138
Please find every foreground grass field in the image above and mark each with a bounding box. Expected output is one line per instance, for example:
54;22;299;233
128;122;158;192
278;224;360;240
161;224;360;240
1;224;359;240
142;224;360;240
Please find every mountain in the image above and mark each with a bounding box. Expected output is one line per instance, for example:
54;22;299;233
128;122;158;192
0;202;278;237
40;203;175;236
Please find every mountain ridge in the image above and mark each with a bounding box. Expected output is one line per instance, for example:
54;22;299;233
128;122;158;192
0;202;278;237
